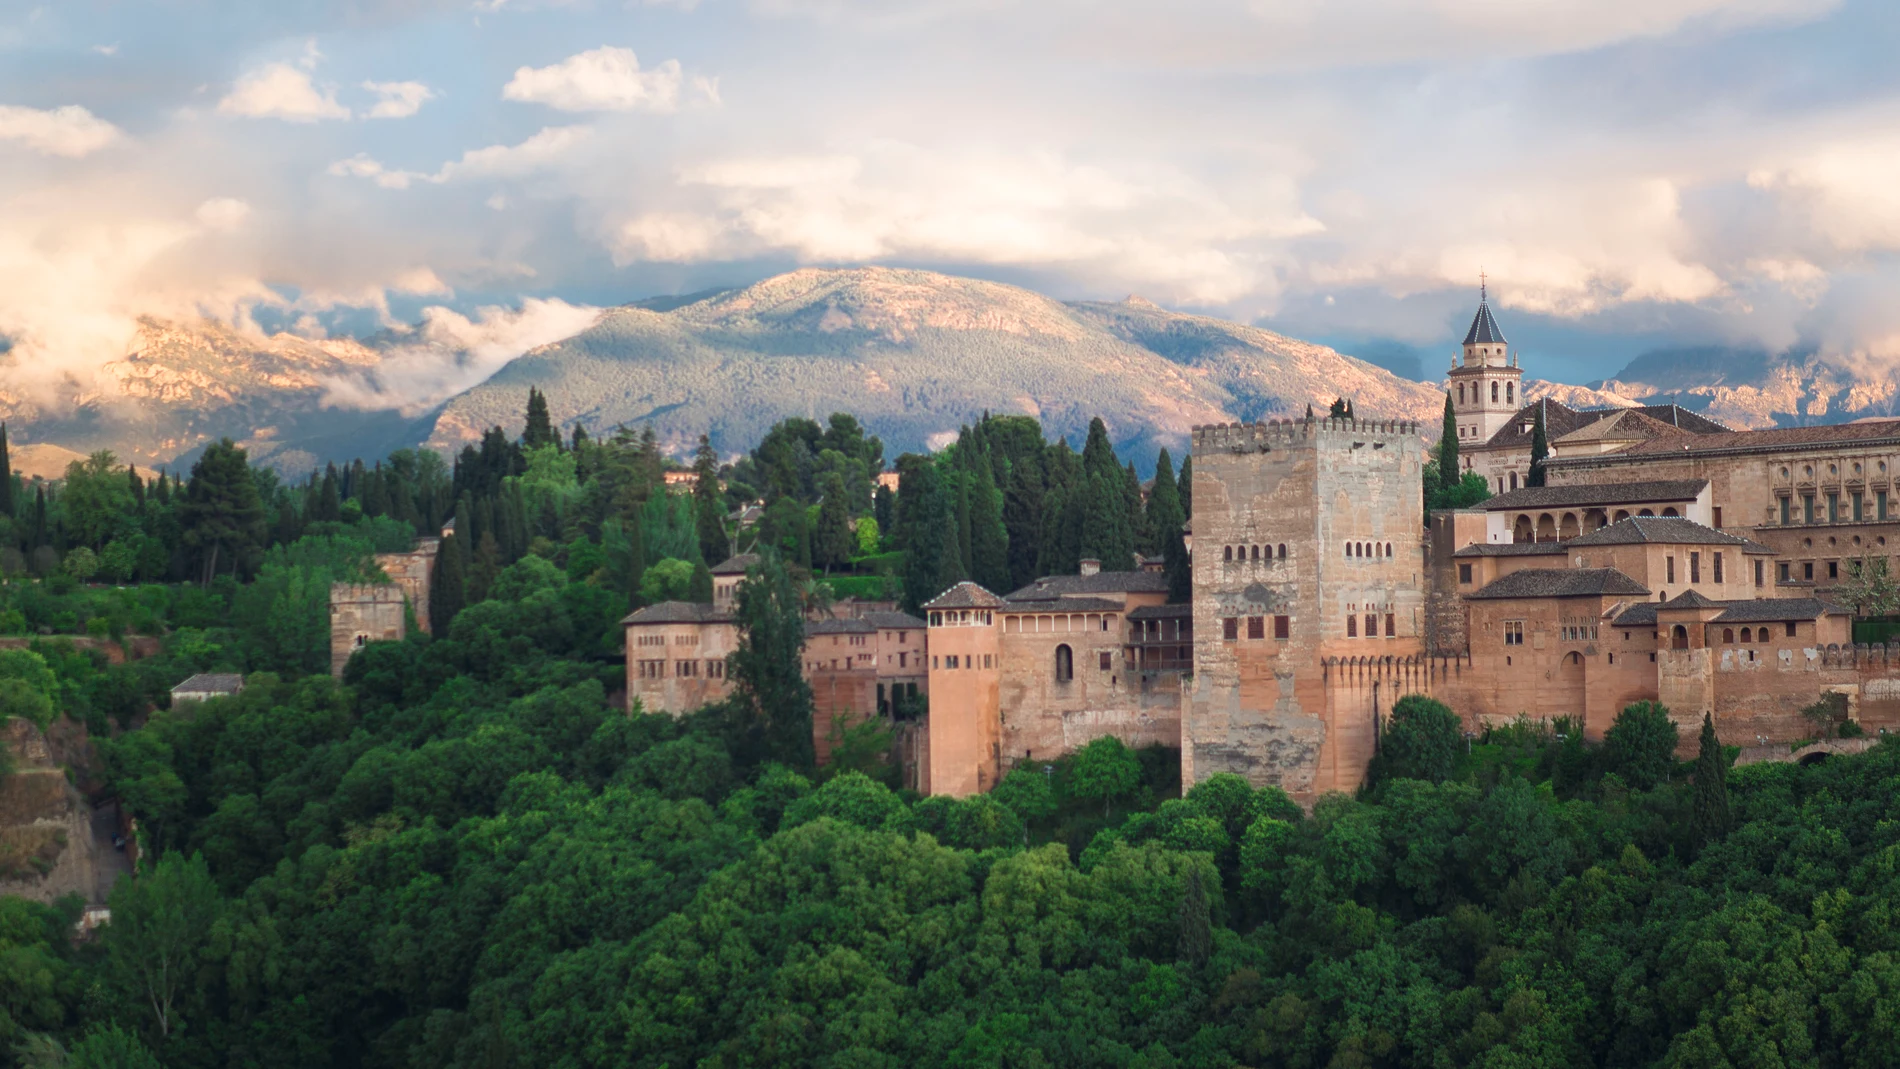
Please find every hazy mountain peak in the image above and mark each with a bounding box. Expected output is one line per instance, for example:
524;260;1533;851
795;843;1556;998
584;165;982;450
673;266;1091;341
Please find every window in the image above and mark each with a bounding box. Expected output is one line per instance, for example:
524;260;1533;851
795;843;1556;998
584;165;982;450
985;655;994;668
1509;471;1518;491
1385;613;1396;637
1503;621;1524;646
1223;546;1233;562
1881;490;1890;520
1805;495;1815;523
1274;615;1290;639
1755;559;1764;587
708;660;725;679
1491;382;1499;402
1347;615;1358;637
1099;651;1112;671
1222;618;1238;641
1054;644;1073;683
1781;497;1790;525
1855;494;1865;522
1804;562;1815;581
1667;556;1676;584
1507;383;1514;403
1690;552;1701;583
1829;560;1839;580
1786;622;1797;637
1459;563;1473;584
1278;544;1287;559
1722;628;1734;644
1714;553;1724;583
1829;493;1839;523
1741;627;1752;642
1252;545;1262;561
1779;562;1790;582
1365;613;1377;638
638;660;664;679
947;655;959;669
1713;507;1723;527
1248;616;1265;640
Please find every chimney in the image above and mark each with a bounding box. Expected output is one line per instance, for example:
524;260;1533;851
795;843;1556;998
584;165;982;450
1079;558;1101;577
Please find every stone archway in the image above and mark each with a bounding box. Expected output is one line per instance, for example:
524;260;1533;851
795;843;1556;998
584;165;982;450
1514;515;1534;543
1559;512;1580;539
1671;625;1689;650
1537;514;1558;541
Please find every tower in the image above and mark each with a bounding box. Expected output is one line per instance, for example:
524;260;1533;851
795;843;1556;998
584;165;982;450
1446;278;1523;459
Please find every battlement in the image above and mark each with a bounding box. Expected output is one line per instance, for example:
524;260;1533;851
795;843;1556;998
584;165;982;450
1191;417;1422;454
330;583;403;606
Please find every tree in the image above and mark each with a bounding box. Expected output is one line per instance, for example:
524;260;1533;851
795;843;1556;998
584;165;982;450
692;434;728;566
812;473;855;571
1176;454;1191;520
523;387;556;449
66;1024;163;1069
1148;449;1189;603
1604;700;1679;789
967;458;1009;593
430;532;466;634
1437;393;1460;494
873;482;895;536
1692;712;1731;845
726;553;816;769
1376;694;1463;783
61;452;136;550
641;558;697;602
179;439;266;585
1527;403;1549;488
105;851;223;1041
1070;735;1140;816
1837;553;1900;616
1176;869;1212;968
689;558;714;603
0;423;12;517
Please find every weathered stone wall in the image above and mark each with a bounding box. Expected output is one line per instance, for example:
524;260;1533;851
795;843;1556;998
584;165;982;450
375;538;438;634
1425;510;1486;654
925;620;1002;798
1185;417;1425;801
330;584;405;676
995;610;1182;764
625;620;739;715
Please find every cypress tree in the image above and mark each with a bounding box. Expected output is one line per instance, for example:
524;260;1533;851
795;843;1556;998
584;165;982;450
1438;393;1460;493
317;467;342;523
523;387;556;449
1123;461;1149;557
726;551;816;770
688;558;714;603
1528;403;1550;488
468;531;501;603
968;457;1009;594
0;424;12;517
873;483;895;535
180;439;267;585
812;473;855;571
1692;712;1732;846
128;467;146;510
692;434;728;566
1329;397;1348;418
1002;461;1045;591
936;508;969;595
1081;417;1118;482
954;473;973;579
1148;450;1190;603
430;533;466;634
902;467;945;613
1081;470;1133;571
1177;454;1192;520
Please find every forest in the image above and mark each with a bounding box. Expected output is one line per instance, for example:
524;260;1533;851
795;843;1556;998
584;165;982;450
0;394;1888;1067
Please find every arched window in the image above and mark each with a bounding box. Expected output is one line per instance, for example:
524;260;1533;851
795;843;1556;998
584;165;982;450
1671;625;1689;650
1741;627;1753;642
1054;644;1073;683
1491;382;1499;402
1458;384;1466;403
1506;383;1514;403
1345;542;1353;558
1638;509;1654;517
1509;471;1518;491
1385;542;1393;557
1661;507;1680;518
1223;545;1233;561
1722;628;1734;644
1252;545;1261;561
1277;544;1287;559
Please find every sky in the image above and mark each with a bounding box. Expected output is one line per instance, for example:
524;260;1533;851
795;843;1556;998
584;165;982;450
3;0;1899;411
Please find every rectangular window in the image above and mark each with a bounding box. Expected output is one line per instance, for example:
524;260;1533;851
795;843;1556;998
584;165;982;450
1781;497;1791;525
1459;563;1473;584
1347;615;1357;638
1503;621;1524;646
1829;493;1839;522
1805;495;1815;523
1829;560;1839;580
1364;613;1377;638
1247;616;1265;640
1855;494;1865;522
1667;556;1676;584
1787;622;1798;637
1779;561;1790;582
1804;562;1815;581
1099;651;1112;671
1755;559;1763;587
1385;613;1396;637
931;656;939;669
708;660;725;679
1690;552;1700;583
1881;490;1890;520
1273;615;1290;639
1713;553;1724;583
946;655;959;669
1713;506;1723;528
985;655;993;668
1222;618;1238;641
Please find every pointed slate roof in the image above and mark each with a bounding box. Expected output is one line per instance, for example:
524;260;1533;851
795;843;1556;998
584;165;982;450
1662;589;1723;609
1463;297;1508;346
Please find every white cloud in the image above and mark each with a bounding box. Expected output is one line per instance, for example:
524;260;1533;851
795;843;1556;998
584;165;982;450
321;298;602;413
91;44;118;56
217;63;351;122
363;80;435;119
194;197;251;231
0;104;120;158
502;46;685;112
332;125;594;190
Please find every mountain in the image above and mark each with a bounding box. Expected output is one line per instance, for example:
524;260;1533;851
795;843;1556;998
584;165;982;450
1;318;437;476
426;267;1445;462
1586;346;1900;430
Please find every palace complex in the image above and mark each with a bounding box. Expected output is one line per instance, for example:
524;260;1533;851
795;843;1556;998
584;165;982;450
623;288;1900;802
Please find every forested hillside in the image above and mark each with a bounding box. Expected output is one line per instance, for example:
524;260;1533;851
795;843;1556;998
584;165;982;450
0;394;1888;1067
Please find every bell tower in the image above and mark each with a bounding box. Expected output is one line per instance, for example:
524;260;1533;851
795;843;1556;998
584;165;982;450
1445;276;1523;458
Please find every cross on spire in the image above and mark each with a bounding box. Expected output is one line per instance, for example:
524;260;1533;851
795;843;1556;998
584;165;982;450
1479;270;1487;303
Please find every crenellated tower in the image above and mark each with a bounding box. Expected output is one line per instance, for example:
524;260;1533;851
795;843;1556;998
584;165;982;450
1446;279;1523;462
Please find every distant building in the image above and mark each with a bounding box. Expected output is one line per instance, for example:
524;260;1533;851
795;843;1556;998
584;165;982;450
170;673;243;705
330;584;405;676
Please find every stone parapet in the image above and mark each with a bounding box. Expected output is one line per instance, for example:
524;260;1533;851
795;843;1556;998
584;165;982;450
1191;418;1422;455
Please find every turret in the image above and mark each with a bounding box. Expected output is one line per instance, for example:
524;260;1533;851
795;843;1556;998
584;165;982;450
1445;278;1525;456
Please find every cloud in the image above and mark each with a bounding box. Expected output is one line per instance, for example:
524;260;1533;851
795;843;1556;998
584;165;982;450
363;80;436;119
217;63;351;122
194;197;252;231
0;105;121;158
502;46;686;112
321;298;602;414
331;125;594;189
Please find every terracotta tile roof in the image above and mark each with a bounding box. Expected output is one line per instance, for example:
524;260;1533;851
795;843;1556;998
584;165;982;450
1566;516;1774;552
860;610;926;630
1004;596;1128;613
1614;596;1847;627
622;601;733;625
1005;571;1170;599
1452;542;1567;558
1554;419;1900;463
923;582;1004;610
1552;408;1695;446
1468;568;1649;599
1480;480;1708;511
1474;400;1727;454
1662;589;1723;609
711;553;760;576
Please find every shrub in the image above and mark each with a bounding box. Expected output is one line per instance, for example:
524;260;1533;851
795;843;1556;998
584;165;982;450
1604;701;1679;789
